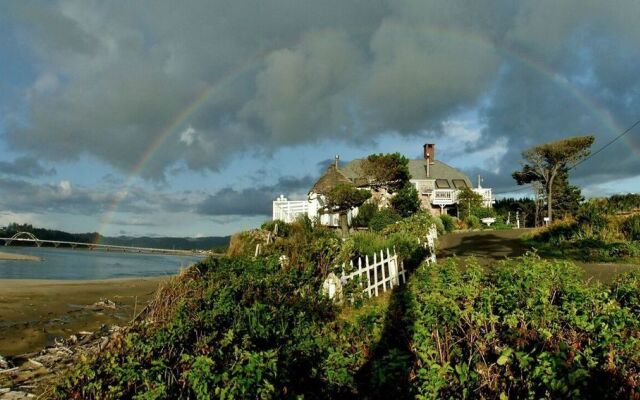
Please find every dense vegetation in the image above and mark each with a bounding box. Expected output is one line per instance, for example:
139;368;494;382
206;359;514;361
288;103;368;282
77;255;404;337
53;209;640;398
527;195;640;262
54;254;640;398
0;223;229;251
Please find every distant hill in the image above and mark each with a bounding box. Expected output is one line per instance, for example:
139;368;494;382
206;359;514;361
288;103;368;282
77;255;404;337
98;236;230;251
0;223;230;251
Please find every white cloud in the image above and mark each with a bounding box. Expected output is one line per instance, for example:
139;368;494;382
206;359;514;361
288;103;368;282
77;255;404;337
179;125;197;146
58;180;72;197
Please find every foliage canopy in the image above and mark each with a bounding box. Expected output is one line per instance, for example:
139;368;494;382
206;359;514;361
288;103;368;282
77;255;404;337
361;153;410;192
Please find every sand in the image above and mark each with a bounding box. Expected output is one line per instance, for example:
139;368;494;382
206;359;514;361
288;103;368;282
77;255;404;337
0;252;41;261
0;277;166;356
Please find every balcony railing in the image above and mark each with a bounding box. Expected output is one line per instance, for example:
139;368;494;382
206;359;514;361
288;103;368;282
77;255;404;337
431;188;493;206
432;189;458;205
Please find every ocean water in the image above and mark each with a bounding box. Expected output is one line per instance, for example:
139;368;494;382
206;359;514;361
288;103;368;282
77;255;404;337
0;246;204;280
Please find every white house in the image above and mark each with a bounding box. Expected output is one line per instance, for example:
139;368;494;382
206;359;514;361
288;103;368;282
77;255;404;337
273;157;357;226
273;143;493;224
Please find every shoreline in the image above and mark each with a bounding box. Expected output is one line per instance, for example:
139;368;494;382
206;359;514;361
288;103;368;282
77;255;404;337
0;276;167;356
0;251;41;261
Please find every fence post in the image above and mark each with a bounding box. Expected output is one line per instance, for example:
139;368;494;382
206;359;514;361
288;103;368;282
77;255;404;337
373;252;378;296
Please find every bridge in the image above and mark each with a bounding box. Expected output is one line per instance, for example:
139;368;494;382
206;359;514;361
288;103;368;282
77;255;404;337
0;232;203;256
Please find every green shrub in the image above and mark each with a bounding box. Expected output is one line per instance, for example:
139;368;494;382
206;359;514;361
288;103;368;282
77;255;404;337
472;206;496;219
606;241;640;258
577;200;609;235
464;215;480;229
352;201;378;228
605;194;640;213
439;215;456;233
409;255;640;399
346;231;393;258
260;219;291;237
622;215;640;241
368;208;401;232
390;184;421;218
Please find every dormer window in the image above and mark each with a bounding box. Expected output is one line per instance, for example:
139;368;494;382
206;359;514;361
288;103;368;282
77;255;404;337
452;179;468;189
435;179;450;189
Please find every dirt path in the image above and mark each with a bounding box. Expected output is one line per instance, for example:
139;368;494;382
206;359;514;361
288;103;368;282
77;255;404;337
439;229;532;261
438;229;640;282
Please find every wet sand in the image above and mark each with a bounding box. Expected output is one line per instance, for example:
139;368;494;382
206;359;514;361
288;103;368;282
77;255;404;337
0;277;165;356
0;252;40;261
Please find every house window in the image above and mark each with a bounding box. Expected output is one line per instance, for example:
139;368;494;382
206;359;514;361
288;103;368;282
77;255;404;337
435;179;450;189
452;179;468;189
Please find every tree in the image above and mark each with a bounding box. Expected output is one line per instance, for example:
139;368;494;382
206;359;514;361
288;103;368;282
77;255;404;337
323;183;371;235
513;135;594;223
361;153;410;192
391;184;421;217
457;187;483;219
551;168;583;219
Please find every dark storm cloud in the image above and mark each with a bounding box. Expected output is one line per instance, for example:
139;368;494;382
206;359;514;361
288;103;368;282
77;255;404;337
197;175;314;216
0;156;56;177
4;0;640;187
0;177;174;215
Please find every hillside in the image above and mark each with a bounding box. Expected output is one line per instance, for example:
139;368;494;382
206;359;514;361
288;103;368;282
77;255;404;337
0;223;230;250
49;213;640;398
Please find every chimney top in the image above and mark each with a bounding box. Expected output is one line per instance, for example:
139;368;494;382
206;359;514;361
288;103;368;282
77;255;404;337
423;143;435;162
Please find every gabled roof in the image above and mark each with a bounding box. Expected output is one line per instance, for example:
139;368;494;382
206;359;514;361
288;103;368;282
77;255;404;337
341;158;472;187
407;160;472;186
310;164;353;195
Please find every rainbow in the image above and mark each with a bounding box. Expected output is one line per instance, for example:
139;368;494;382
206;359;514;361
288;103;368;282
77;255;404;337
95;52;270;240
95;27;633;236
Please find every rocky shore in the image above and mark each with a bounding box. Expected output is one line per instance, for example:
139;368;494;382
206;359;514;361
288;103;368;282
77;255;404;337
0;277;165;396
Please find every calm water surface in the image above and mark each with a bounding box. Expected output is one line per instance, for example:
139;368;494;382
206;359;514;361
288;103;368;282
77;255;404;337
0;246;203;280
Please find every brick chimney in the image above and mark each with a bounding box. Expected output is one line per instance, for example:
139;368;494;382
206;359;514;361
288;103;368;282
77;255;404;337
423;143;435;161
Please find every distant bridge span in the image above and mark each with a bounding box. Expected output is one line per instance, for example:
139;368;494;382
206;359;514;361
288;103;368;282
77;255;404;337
1;232;204;256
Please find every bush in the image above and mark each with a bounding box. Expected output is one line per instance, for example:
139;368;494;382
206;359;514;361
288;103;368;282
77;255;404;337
464;215;480;229
439;214;456;233
368;208;401;232
352;202;378;228
346;231;393;258
473;206;496;219
622;215;640;241
409;255;640;398
390;184;421;218
260;219;291;237
576;200;609;235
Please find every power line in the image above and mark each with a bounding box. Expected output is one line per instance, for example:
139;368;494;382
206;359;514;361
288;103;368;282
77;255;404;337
569;117;640;171
493;116;640;196
493;185;532;196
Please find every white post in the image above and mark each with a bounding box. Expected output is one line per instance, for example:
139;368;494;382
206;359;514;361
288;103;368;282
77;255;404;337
365;255;372;297
380;250;386;292
373;252;378;296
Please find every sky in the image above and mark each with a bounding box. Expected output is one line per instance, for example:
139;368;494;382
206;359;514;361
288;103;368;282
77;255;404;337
1;0;640;237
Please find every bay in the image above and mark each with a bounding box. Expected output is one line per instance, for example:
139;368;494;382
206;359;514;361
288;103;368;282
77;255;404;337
0;246;203;280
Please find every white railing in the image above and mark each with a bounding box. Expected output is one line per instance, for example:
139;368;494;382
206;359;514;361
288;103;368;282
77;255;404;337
272;195;310;223
431;188;493;207
432;189;458;205
473;188;494;207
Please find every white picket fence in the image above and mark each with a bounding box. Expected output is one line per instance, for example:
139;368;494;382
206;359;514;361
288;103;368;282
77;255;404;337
323;224;438;301
344;248;405;298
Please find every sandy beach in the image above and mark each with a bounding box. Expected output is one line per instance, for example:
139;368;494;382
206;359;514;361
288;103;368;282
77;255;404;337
0;252;41;262
0;277;165;356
